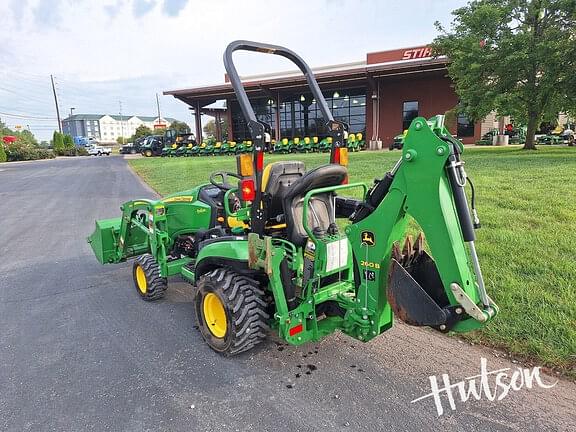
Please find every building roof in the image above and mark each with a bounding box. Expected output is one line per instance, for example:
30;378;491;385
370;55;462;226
65;114;104;121
135;116;178;123
63;114;178;123
164;45;449;106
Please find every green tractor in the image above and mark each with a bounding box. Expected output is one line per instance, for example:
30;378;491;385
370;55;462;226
88;41;498;356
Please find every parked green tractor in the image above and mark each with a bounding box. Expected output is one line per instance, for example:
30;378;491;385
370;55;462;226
88;41;498;356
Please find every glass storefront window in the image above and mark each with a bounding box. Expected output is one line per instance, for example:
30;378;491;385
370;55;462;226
457;113;475;137
231;98;276;141
231;88;366;140
402;101;419;130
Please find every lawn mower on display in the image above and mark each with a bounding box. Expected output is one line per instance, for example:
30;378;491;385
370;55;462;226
161;143;180;157
175;143;194;157
199;138;215;156
295;136;316;153
273;137;292;153
346;133;364;152
227;141;237;154
211;141;223;155
88;41;498;356
317;136;332;152
236;140;253;154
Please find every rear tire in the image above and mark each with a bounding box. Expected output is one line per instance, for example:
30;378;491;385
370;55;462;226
132;254;167;301
195;268;269;356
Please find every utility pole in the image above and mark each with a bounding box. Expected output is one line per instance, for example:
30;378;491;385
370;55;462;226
50;74;62;133
156;93;162;128
119;101;124;145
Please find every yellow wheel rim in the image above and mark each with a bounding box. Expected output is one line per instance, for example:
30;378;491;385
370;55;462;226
203;293;227;338
135;265;147;294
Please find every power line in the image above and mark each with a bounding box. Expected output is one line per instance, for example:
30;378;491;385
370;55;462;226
0;111;57;120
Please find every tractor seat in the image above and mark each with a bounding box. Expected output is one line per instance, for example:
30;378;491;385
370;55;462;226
283;164;348;246
262;161;306;223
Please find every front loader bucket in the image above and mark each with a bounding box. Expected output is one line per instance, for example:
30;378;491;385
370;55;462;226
87;217;121;264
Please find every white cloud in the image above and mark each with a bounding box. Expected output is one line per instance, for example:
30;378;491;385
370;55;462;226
0;0;467;139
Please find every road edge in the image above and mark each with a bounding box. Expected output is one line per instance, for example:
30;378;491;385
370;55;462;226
124;157;162;199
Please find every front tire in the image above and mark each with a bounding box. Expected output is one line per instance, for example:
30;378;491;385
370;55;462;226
195;268;269;356
132;254;167;301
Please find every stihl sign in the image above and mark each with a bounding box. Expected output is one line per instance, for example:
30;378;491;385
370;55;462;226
367;46;434;65
402;47;432;60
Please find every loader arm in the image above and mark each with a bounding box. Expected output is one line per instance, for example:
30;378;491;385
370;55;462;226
345;116;497;339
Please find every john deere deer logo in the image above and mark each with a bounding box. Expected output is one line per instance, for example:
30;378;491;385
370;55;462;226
361;231;375;246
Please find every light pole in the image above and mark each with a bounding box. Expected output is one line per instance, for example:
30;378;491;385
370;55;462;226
70;107;75;117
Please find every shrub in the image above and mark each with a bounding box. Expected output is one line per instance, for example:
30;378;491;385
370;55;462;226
63;134;74;150
76;146;89;156
56;146;89;157
0;143;6;162
5;142;55;161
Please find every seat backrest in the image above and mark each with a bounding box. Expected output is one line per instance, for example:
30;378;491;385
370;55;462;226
283;164;348;246
262;161;306;221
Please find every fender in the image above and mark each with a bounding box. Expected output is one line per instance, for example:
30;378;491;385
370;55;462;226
194;238;250;281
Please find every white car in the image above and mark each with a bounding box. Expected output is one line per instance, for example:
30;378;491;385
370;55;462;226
87;145;112;156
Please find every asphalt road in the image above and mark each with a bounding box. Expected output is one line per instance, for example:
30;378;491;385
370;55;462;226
0;156;574;432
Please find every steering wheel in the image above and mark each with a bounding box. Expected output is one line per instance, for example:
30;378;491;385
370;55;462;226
209;171;242;191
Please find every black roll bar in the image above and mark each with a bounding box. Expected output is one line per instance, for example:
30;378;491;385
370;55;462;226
223;41;347;236
223;40;335;126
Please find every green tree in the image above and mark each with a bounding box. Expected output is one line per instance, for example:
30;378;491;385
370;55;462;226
63;134;74;150
15;129;38;147
52;131;65;155
168;120;191;134
433;0;576;149
130;125;153;142
203;118;229;139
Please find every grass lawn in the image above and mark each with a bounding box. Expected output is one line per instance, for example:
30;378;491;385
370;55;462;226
129;146;576;377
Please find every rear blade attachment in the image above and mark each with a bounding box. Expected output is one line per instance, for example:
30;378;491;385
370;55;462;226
387;233;460;331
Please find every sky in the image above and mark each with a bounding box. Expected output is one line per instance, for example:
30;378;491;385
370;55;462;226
0;0;468;140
